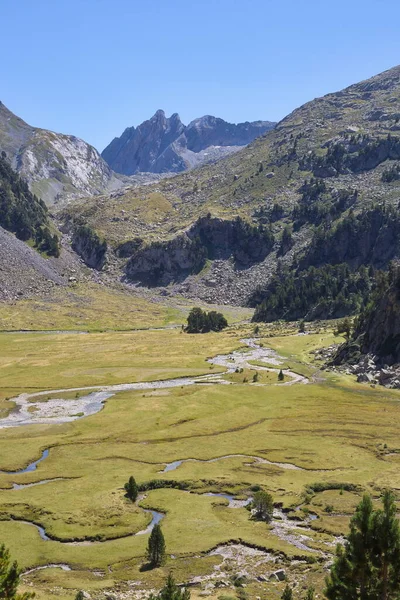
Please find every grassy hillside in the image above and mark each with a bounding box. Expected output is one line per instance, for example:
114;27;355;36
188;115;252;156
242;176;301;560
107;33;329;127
58;66;400;316
62;65;400;245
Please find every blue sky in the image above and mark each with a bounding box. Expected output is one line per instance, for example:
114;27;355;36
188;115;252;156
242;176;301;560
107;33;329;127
2;0;400;151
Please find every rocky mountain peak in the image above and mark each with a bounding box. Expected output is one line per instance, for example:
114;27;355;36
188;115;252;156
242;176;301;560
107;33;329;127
102;112;275;175
0;102;123;205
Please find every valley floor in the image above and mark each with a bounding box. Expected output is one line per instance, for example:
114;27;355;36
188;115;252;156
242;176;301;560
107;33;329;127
0;320;399;600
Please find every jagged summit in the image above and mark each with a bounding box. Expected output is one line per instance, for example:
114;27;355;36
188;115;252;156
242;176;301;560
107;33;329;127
101;111;275;175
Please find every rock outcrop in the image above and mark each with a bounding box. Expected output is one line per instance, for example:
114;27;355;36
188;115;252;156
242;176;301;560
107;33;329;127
352;282;400;366
0;101;123;205
125;216;275;286
71;224;107;270
101;110;275;175
330;276;400;388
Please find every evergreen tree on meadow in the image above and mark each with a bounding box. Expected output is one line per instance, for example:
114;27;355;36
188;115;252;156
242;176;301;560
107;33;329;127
75;592;84;600
149;572;190;600
278;369;284;381
304;586;315;600
0;544;34;599
252;490;274;522
281;585;293;600
124;475;138;502
147;523;166;567
325;490;400;600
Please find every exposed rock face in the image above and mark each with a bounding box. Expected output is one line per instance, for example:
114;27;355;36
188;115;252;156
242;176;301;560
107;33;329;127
101;110;275;175
126;233;206;286
71;224;107;270
0;102;123;204
356;283;400;365
125;216;274;286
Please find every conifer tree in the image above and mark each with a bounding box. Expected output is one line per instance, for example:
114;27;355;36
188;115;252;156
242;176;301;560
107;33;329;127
281;585;293;600
0;544;34;599
325;491;400;600
147;523;166;567
149;572;190;600
252;491;274;522
304;586;315;600
124;476;138;502
278;369;284;381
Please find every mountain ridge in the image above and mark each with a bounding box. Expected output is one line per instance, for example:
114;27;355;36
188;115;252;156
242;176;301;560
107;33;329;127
62;64;400;308
101;110;275;175
0;101;124;205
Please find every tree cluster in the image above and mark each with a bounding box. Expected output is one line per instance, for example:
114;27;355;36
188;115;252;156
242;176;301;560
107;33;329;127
251;264;375;323
303;205;400;271
186;307;228;333
302;134;400;178
382;163;400;182
293;179;358;228
0;152;60;257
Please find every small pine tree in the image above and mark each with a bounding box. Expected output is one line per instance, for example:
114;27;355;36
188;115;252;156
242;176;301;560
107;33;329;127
334;317;352;339
281;585;293;600
75;592;85;600
252;372;259;383
0;544;34;599
149;572;190;600
304;586;315;600
147;523;166;567
124;476;138;502
278;369;284;381
252;490;274;522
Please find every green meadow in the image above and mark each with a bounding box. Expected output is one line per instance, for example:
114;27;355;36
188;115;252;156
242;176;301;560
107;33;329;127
0;324;398;599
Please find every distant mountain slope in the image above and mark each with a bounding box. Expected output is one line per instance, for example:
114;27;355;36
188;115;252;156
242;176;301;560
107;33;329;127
101;110;275;175
0;153;89;301
0;152;59;256
62;65;400;308
0;102;123;205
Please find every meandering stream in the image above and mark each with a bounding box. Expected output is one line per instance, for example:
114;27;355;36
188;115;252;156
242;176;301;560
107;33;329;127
0;338;308;429
0;337;318;550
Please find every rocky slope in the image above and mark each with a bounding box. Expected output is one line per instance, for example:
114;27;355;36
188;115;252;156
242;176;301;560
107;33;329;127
0;102;123;205
0;225;88;302
62;65;400;307
317;271;400;389
101;110;275;175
